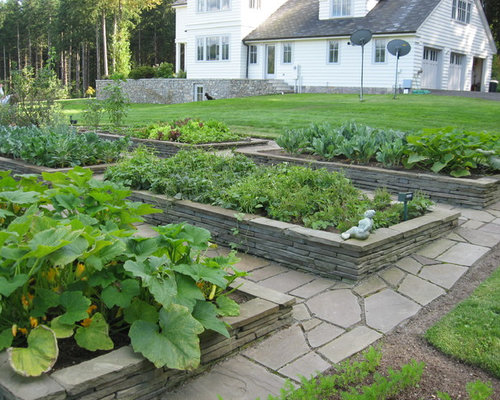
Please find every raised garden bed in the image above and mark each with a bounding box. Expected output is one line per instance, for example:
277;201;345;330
129;190;460;282
237;147;500;210
0;279;294;400
0;155;114;175
85;130;269;158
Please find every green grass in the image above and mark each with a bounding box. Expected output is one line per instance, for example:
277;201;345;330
425;267;500;378
60;93;500;139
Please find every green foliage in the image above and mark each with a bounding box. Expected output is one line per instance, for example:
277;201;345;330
425;267;500;378
404;128;500;177
128;66;156;79
465;380;494;400
0;125;129;168
82;99;105;130
155;62;175;78
133;118;242;144
175;70;187;79
0;168;244;376
6;53;67;127
102;79;130;128
106;150;432;232
278;122;406;166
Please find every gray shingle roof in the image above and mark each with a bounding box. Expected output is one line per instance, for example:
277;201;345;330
244;0;442;41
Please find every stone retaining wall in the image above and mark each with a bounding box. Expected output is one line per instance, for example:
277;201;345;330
0;280;294;400
87;131;268;158
0;157;113;176
237;148;500;209
96;79;282;104
129;190;460;281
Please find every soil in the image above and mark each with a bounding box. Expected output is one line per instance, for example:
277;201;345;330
326;244;500;399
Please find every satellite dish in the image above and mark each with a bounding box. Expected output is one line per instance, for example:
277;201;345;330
350;29;373;46
349;29;372;101
387;39;412;99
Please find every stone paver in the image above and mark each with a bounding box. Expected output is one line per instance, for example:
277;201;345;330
259;270;315;293
290;278;334;299
247;264;288;282
419;263;468;289
378;267;406;287
459;209;496;223
166;355;287;400
235;253;272;272
478;222;500;235
301;318;322;331
306;290;361;329
437;242;490;266
455;227;500;247
242;325;309;370
416;238;456;258
307;322;344;348
319;326;382;364
395;256;422;274
353;275;387;297
365;289;421;333
292;303;311;321
398;275;446;306
278;352;331;381
461;219;484;230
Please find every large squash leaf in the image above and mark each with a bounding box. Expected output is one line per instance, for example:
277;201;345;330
123;298;159;325
74;313;114;351
129;304;204;370
101;279;140;308
171;274;205;312
8;325;58;377
192;300;229;338
50;316;75;339
216;295;240;317
0;328;13;351
172;263;227;288
58;291;91;324
0;274;28;297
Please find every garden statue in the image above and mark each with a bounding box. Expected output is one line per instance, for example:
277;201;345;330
0;83;12;106
341;210;376;240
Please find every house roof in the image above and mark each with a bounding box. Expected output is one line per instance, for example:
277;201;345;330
244;0;442;41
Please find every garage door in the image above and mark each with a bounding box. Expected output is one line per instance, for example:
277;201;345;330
448;52;464;90
421;47;441;89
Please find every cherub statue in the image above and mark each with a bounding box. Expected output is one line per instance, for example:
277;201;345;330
341;210;376;240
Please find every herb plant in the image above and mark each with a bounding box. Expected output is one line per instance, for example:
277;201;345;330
0;125;129;167
133;118;243;144
106;149;433;232
0;168;244;377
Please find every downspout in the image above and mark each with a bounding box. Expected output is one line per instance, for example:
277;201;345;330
244;42;249;79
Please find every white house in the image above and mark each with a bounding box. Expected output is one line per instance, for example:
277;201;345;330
174;0;497;93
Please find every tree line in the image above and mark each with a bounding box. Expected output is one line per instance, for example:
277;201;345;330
0;0;175;97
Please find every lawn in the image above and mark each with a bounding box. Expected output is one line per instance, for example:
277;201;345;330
60;93;500;139
425;266;500;379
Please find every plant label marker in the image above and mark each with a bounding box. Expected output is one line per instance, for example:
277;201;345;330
398;192;413;221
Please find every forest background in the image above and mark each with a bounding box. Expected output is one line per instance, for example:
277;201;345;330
0;0;498;98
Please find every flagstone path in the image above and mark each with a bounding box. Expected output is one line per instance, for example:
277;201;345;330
143;200;500;400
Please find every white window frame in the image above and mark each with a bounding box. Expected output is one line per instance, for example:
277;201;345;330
373;39;386;63
423;47;439;62
452;0;472;24
330;0;352;17
282;43;292;64
328;40;339;64
249;0;261;9
194;85;204;102
196;36;230;61
450;52;464;65
197;0;231;12
249;45;258;64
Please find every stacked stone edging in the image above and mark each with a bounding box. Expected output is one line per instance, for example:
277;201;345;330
0;156;113;176
129;190;460;281
237;148;500;209
0;281;294;400
88;131;268;158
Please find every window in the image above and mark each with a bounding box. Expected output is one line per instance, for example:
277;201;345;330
249;0;261;9
452;0;472;23
373;39;386;63
331;0;351;17
450;52;464;65
196;36;230;61
328;41;339;63
283;43;292;64
194;85;204;102
197;0;230;12
249;45;258;64
423;47;439;61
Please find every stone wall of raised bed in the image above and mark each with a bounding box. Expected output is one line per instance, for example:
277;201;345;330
237;148;500;210
86;131;268;158
0;280;294;400
0;156;112;176
129;191;460;281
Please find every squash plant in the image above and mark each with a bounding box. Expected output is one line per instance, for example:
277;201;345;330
0;167;244;377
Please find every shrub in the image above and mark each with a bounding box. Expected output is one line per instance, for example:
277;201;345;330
102;79;130;128
128;65;156;79
155;62;175;78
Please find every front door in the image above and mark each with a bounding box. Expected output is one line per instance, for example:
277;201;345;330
266;45;276;78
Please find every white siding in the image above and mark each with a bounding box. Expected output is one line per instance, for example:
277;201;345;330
319;0;376;19
249;36;416;89
416;0;496;91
